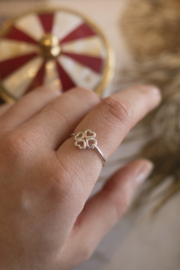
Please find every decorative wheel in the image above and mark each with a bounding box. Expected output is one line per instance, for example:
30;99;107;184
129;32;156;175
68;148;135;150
0;8;114;102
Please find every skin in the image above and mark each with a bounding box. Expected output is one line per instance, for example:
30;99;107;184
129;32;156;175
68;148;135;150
0;85;161;270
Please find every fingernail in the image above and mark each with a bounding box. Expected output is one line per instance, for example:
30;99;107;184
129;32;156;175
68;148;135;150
148;85;162;101
152;87;161;95
136;161;154;185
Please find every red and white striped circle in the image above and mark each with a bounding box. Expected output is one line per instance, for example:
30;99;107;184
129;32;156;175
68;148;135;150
0;10;109;100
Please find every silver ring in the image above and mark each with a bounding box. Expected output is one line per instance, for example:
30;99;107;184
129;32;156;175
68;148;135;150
71;129;106;166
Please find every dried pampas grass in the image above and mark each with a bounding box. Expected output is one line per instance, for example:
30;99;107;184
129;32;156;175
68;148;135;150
121;0;180;61
120;0;180;210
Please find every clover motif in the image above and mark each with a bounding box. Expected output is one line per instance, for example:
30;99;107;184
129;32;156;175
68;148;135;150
74;129;97;150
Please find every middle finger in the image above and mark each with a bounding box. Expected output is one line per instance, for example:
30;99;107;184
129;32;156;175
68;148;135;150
18;88;99;149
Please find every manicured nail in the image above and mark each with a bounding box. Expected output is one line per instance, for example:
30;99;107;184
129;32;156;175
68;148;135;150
136;161;154;185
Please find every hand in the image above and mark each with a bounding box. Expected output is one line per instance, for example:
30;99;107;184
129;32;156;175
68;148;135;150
0;85;161;270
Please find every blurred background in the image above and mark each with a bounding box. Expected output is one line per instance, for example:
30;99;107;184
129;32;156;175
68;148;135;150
0;1;180;270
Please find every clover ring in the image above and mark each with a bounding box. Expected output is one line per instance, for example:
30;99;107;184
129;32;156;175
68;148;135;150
71;129;106;166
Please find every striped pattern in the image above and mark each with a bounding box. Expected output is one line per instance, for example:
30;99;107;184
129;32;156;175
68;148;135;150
0;10;107;100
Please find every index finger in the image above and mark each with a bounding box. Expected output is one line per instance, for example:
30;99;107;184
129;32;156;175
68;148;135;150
57;85;161;204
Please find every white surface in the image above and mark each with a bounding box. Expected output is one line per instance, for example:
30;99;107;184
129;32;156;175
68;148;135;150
0;40;39;61
15;13;44;40
59;55;101;90
53;11;82;40
62;36;106;57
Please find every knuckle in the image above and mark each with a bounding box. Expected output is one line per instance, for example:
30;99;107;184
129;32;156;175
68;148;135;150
101;96;134;126
44;105;71;130
2;131;33;160
74;87;100;105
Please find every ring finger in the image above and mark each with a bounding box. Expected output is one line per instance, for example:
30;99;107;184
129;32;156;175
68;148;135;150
57;85;161;207
18;87;99;149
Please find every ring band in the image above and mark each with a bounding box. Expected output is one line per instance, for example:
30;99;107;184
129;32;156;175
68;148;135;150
71;129;106;166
